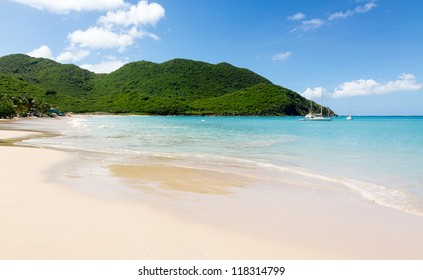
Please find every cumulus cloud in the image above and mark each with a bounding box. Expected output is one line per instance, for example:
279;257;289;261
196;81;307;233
331;74;422;98
302;87;327;99
329;2;377;21
27;45;53;59
68;26;137;50
98;0;165;27
17;1;165;70
66;1;164;52
9;0;125;13
287;12;305;21
56;49;91;63
272;51;293;62
80;59;126;74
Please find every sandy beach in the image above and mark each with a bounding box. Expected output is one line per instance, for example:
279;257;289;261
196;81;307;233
1;122;423;259
0;128;317;259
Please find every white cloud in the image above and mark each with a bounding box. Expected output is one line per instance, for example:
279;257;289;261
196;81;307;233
329;2;377;21
331;74;422;98
65;1;164;54
19;1;165;70
68;26;137;50
56;49;91;63
302;87;327;99
291;18;325;32
302;18;325;30
80;59;126;74
287;12;305;21
289;2;376;33
98;0;165;27
9;0;125;13
27;45;53;59
355;2;377;14
142;31;160;41
272;51;293;62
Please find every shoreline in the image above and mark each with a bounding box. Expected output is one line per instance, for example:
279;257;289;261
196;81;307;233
1;120;423;259
0;129;322;259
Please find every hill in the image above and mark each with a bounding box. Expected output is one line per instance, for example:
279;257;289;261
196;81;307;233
93;59;272;100
0;74;52;118
0;54;95;95
0;73;45;97
0;54;96;112
192;83;311;116
0;54;333;116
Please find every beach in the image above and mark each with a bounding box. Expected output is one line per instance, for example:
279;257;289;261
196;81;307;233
1;117;423;259
0;128;317;259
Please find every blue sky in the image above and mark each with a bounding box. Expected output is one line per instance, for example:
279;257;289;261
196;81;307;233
0;0;422;115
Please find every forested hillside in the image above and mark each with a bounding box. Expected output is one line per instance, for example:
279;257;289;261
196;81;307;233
0;54;333;117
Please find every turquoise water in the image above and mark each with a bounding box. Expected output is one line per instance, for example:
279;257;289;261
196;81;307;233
23;116;423;216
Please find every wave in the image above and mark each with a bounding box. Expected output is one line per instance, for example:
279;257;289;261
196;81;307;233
23;116;423;218
253;161;423;217
113;150;423;217
67;118;88;128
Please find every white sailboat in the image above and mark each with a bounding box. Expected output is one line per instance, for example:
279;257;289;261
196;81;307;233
303;93;332;121
346;97;353;120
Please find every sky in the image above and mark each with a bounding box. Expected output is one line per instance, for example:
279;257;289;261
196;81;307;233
0;0;422;115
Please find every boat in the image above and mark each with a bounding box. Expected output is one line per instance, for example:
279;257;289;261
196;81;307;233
346;97;353;120
304;112;332;121
302;94;332;121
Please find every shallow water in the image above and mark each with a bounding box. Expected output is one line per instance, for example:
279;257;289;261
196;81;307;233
19;115;423;216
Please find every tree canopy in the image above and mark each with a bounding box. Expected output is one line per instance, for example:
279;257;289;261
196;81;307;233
0;54;334;116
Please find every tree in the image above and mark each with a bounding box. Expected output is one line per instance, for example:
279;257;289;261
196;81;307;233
0;93;16;118
45;89;57;96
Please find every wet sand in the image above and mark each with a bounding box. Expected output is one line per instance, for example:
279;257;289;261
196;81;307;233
110;163;423;259
1;122;423;259
0;129;319;259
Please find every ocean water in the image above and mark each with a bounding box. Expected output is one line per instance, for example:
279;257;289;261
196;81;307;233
22;115;423;216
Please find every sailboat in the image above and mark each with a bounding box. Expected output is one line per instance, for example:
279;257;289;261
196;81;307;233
303;93;332;121
346;97;353;120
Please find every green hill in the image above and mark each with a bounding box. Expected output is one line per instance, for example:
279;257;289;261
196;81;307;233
0;73;45;96
0;54;95;95
0;54;334;116
0;74;52;118
93;59;271;99
0;54;96;112
192;83;311;116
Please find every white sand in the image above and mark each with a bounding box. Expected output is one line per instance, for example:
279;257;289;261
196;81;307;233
1;128;423;259
0;144;320;259
0;130;40;140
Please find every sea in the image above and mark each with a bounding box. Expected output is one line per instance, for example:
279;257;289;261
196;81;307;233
19;115;423;217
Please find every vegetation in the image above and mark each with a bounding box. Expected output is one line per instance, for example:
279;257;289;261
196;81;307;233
0;92;51;118
191;83;311;116
0;54;335;117
93;59;271;100
0;74;53;118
